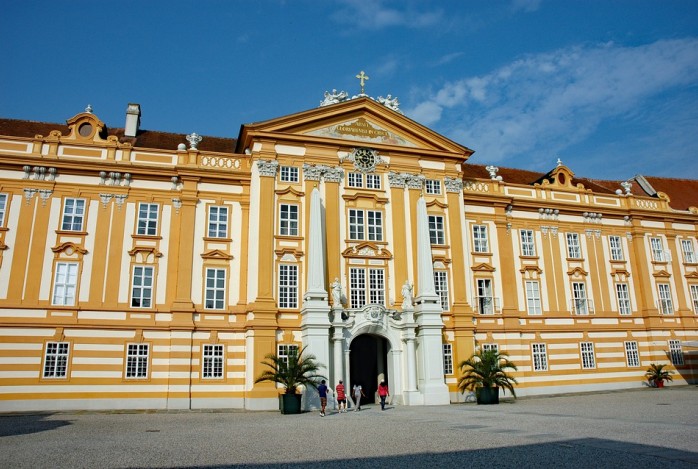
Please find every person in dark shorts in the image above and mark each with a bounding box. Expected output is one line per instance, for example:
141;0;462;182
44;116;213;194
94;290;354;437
335;380;347;413
318;380;328;416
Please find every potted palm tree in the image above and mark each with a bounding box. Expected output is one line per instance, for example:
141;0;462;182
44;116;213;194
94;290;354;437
458;349;518;405
645;363;674;388
254;345;327;414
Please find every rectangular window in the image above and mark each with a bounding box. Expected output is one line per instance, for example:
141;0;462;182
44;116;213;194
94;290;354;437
202;344;224;379
348;172;363;188
348;210;382;241
368;268;385;305
616;283;632;315
429;215;445;245
207;206;229;238
566;233;581;259
366;174;381;189
520;229;535;256
532;343;548;371
137;203;159;236
52;262;78;306
131;265;154;308
43;342;69;378
525;280;542;315
278;265;298;309
650;237;665;262
442;343;453;375
434;271;449;311
348;209;365;240
279;204;299;236
476;278;494;315
126;343;149;378
280;166;299;183
658;284;673;315
682;239;697;263
278;344;299;368
580;342;596;369
609;235;624;261
349;267;385;308
61;198;86;231
205;268;226;310
473;225;489;253
668;340;684;366
482;343;499;353
367;211;383;241
425;179;441;195
691;285;698;313
572;282;589;315
0;193;7;226
624;341;640;367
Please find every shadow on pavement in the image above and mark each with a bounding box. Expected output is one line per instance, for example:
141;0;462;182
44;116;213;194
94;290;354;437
0;413;72;437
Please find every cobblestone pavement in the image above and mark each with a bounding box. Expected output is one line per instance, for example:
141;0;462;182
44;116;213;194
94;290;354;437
1;386;697;468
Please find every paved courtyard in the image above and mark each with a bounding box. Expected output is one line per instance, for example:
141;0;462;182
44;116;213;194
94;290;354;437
1;386;697;468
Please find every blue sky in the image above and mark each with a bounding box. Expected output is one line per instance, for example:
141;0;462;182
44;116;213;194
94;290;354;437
2;0;697;180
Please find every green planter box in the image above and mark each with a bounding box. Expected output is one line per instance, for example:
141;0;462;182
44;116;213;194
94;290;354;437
476;387;500;405
280;393;302;414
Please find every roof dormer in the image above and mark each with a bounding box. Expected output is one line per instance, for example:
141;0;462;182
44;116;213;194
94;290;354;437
65;105;107;142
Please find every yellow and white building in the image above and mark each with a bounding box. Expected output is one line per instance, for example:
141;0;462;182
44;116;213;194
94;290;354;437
0;92;696;412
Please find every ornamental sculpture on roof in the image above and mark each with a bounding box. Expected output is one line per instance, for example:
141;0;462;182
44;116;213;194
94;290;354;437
319;71;402;113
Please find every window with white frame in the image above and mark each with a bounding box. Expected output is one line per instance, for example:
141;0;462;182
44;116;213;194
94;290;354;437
349;267;385;308
657;283;673;315
43;342;69;378
131;265;154;308
136;203;159;236
566;233;581;259
476;278;494;314
473;225;489;253
126;343;149;378
0;193;7;226
52;262;78;306
609;235;624;261
348;172;363;188
442;343;453;375
650;237;665;262
425;179;441;195
207;206;229;238
280;166;299;183
61;198;86;231
580;342;596;369
482;343;499;353
278;344;299;368
205;268;226;310
366;174;381;189
520;229;536;257
668;339;684;366
279;204;299;236
525;280;542;315
532;343;548;371
691;285;698;313
572;282;589;315
348;209;383;241
278;265;298;309
202;344;224;378
428;215;445;245
624;341;640;367
434;271;449;311
681;239;697;263
616;283;632;315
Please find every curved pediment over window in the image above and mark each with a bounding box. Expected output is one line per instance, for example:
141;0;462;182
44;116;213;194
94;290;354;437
342;242;392;259
567;267;588;278
51;242;88;257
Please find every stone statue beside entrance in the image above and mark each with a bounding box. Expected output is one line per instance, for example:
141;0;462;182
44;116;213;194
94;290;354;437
331;278;343;307
401;281;413;309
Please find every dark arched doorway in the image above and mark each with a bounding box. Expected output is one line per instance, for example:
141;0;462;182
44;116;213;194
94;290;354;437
349;334;389;405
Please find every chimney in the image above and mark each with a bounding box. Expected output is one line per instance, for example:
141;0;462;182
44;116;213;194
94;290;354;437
124;103;141;137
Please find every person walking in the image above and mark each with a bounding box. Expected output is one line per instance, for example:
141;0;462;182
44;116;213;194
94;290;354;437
352;383;365;411
335;380;347;413
317;380;328;417
378;380;390;410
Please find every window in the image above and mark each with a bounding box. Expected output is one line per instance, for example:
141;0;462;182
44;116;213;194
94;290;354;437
207;206;229;238
616;283;632;315
137;203;159;236
52;262;78;306
609;235;624;261
278;344;299;368
43;342;69;378
348;172;363;188
482;343;499;353
280;166;299;183
442;343;453;375
349;267;385;308
525;281;542;315
658;284;673;315
61;198;85;231
650;237;665;262
624;341;640;367
532;343;548;371
520;229;535;256
0;193;7;226
366;174;381;189
580;342;596;369
367;211;383;241
668;340;684;366
566;233;581;259
126;343;149;378
571;282;589;315
279;204;299;236
691;285;698;313
205;268;226;310
131;266;154;308
429;215;445;245
425;179;441;195
682;239;697;263
278;265;298;309
348;209;383;241
473;225;489;253
476;278;494;315
434;271;449;311
202;344;224;378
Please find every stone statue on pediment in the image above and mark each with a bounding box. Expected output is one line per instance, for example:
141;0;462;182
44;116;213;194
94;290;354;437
320;89;349;107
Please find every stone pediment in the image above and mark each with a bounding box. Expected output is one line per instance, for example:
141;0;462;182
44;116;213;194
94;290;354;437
342;242;392;259
201;249;234;260
471;263;496;272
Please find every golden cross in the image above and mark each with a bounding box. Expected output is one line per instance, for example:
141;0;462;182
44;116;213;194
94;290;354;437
355;70;369;95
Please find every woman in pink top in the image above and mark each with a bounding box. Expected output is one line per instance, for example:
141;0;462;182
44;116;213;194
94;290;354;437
378;380;389;411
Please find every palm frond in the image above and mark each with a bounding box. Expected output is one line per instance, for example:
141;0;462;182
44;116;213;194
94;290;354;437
458;349;518;397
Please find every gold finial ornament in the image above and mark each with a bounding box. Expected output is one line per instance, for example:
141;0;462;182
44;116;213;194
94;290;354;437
355;70;369;95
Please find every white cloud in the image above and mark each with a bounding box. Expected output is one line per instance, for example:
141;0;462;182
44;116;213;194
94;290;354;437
332;0;443;30
511;0;542;13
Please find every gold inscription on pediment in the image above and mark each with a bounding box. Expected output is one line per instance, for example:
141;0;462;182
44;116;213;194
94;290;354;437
335;118;389;139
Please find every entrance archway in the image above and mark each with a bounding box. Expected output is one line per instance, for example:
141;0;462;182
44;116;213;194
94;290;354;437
349;334;389;405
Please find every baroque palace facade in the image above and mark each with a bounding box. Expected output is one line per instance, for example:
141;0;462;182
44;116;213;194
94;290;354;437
0;90;697;412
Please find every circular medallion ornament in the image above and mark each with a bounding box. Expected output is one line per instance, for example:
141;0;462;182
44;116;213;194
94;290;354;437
352;147;378;173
